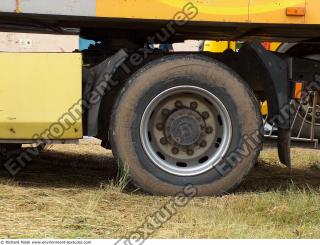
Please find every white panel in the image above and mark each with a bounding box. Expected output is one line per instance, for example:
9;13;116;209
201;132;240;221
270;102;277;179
0;0;96;16
0;0;16;12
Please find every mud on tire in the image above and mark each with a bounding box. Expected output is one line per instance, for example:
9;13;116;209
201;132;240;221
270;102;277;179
110;54;262;196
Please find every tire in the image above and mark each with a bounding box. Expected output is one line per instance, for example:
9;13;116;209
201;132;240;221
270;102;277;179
110;54;262;196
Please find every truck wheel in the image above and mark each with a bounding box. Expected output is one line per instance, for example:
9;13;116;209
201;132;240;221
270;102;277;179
110;55;262;196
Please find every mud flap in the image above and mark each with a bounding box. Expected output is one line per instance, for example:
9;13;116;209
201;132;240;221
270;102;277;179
83;49;128;136
226;42;292;168
277;128;292;168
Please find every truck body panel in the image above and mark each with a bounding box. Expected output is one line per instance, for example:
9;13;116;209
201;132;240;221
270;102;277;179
1;0;320;24
0;0;315;24
0;53;82;140
1;1;320;42
1;0;96;16
97;0;308;24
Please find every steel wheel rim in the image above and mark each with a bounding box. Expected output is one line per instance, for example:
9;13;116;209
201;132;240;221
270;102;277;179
140;85;232;177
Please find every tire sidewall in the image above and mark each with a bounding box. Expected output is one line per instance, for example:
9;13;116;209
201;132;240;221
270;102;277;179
111;55;262;195
131;77;240;186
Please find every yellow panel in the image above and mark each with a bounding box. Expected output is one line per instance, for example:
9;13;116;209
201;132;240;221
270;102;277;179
261;101;269;116
270;42;282;51
0;53;82;140
204;41;236;52
95;0;320;24
305;0;320;24
96;0;249;22
249;0;305;24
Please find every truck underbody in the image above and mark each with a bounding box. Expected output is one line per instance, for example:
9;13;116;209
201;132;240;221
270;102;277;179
1;1;320;195
1;13;320;43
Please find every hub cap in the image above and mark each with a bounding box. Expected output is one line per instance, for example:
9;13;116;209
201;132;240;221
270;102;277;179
140;86;232;176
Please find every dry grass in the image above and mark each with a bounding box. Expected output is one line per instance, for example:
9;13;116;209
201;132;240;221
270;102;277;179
0;140;320;239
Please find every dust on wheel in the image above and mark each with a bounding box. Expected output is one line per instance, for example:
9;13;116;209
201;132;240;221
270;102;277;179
110;55;262;196
140;85;232;177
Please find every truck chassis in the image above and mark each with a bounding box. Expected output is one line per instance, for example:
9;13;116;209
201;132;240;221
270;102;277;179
1;0;320;195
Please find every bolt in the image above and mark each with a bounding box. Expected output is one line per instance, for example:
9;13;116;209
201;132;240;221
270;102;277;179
206;126;213;134
162;108;170;116
175;137;181;144
187;149;194;156
202;112;210;120
200;141;207;148
175;100;183;108
160;137;167;145
172;147;179;155
156;123;164;130
190;101;198;109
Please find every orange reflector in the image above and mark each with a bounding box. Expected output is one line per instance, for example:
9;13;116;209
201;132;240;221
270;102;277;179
286;7;306;16
294;82;303;99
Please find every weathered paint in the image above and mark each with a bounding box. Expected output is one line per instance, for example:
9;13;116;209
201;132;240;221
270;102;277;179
1;0;320;24
1;0;96;16
0;32;79;52
0;53;83;140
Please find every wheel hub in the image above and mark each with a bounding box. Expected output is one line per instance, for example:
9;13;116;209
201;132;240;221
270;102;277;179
165;109;205;147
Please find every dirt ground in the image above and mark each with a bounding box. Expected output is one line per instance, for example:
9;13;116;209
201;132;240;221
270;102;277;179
0;139;320;239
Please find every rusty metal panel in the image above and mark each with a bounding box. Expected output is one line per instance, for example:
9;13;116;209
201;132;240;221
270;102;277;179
1;0;96;16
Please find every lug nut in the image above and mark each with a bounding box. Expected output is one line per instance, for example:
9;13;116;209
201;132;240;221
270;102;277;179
202;112;210;120
200;141;207;148
187;149;194;156
172;147;179;155
206;126;213;134
175;100;183;108
190;102;198;109
160;137;167;145
175;137;181;144
162;109;170;116
156;123;164;130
